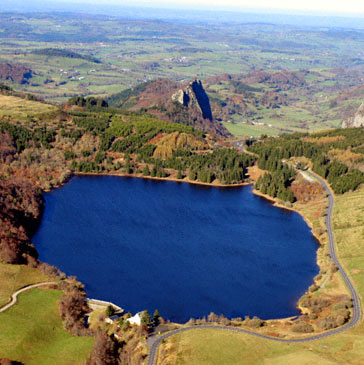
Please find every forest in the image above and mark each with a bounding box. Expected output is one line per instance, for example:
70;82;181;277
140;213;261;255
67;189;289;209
31;48;101;63
249;129;364;197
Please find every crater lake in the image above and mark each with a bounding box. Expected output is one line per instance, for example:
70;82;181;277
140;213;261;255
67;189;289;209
32;176;319;322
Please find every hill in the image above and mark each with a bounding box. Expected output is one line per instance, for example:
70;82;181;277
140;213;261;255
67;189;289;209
0;93;255;265
341;102;364;128
31;48;101;64
2;92;364;364
0;63;32;84
107;79;231;137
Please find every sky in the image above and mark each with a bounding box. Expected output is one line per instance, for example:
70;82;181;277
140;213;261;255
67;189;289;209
57;0;364;16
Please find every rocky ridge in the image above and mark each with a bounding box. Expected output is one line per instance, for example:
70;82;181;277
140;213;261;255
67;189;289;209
342;102;364;128
108;78;230;137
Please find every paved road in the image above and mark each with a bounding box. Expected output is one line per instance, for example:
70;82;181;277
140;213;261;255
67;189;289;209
0;282;57;313
147;171;362;365
304;170;361;329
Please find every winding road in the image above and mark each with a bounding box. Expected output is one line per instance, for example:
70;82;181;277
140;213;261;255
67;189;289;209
147;170;362;365
0;282;57;313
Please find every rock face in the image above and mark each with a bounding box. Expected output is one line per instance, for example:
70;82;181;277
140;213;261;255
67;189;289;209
342;102;364;128
172;80;213;121
108;78;230;137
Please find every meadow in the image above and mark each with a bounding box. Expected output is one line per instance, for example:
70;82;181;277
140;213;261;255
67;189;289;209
0;288;94;364
0;95;57;119
0;263;49;307
1;12;364;138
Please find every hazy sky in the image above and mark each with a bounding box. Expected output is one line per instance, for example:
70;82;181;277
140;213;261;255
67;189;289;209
65;0;364;15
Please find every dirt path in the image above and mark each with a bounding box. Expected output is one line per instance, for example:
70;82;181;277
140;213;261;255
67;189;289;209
0;282;57;313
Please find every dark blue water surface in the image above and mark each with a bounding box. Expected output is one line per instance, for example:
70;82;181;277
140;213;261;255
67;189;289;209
32;176;319;322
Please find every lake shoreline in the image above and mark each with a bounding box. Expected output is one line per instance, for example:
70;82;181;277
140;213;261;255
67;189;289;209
74;171;253;188
74;170;325;316
36;170;322;325
74;170;323;245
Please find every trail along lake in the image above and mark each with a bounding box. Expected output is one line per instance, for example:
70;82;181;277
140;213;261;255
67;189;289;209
32;176;319;322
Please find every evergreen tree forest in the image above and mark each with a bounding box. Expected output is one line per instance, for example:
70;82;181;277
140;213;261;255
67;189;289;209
249;129;364;196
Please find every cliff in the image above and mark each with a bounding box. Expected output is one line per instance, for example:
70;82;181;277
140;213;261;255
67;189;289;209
172;80;213;121
341;102;364;128
108;78;230;137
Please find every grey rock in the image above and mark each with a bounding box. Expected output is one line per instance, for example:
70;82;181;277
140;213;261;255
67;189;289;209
172;79;213;121
342;102;364;128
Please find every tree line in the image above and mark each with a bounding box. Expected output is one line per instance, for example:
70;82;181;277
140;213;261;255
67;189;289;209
249;131;364;195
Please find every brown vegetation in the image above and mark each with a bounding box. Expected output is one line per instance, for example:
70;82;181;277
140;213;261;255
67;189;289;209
153;131;208;159
0;359;23;365
58;277;91;336
109;78;230;137
290;179;325;202
291;321;314;333
328;149;363;165
88;332;118;365
0;176;43;264
303;135;346;144
0;63;32;84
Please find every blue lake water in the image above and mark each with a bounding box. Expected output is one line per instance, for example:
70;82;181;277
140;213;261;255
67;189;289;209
32;176;319;322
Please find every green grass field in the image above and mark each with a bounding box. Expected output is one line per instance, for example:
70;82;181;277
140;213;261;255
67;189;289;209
0;95;57;119
333;187;364;305
158;327;364;365
0;263;50;307
0;288;94;364
223;122;280;137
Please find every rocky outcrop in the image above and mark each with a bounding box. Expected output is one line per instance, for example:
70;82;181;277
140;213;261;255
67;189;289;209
342;102;364;128
172;80;213;120
108;78;230;137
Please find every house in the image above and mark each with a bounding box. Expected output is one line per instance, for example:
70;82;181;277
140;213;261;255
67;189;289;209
105;314;120;324
127;312;143;326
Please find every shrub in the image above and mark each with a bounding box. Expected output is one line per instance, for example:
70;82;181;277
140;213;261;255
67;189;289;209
300;297;330;313
143;165;150;176
105;305;115;317
291;322;314;333
88;332;118;365
335;310;350;326
317;316;340;330
58;277;90;336
309;284;320;293
244;316;265;328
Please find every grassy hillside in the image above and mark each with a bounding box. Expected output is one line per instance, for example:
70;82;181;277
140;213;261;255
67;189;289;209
0;288;94;364
1;12;364;136
0;263;50;307
158;326;364;364
0;94;57;119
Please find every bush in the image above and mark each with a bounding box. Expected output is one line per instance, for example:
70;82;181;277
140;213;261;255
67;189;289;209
58;278;90;336
88;332;118;365
105;305;115;317
309;284;320;293
300;297;330;313
291;322;314;333
335;310;350;326
317;316;337;330
244;316;265;328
